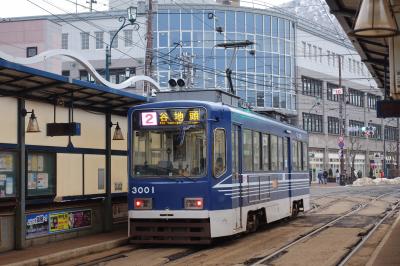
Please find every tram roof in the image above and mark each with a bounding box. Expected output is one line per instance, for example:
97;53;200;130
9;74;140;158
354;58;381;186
0;59;147;116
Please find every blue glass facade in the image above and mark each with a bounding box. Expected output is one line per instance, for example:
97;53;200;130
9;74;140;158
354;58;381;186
153;6;296;111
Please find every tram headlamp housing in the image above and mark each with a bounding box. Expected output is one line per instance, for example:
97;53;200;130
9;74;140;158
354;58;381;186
134;198;153;209
184;198;204;209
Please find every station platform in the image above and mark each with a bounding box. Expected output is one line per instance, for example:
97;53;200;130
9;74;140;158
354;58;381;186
0;228;127;266
368;209;400;266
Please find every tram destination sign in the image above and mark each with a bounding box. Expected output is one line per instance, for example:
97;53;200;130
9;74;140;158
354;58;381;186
138;108;205;127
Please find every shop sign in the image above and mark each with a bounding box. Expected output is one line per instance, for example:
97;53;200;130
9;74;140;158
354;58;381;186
26;213;49;239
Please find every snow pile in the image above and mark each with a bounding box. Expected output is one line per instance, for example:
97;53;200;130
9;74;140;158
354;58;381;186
353;177;375;186
353;177;400;186
373;178;393;185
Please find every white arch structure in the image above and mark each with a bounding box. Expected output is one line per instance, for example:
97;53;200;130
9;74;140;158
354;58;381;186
0;49;161;91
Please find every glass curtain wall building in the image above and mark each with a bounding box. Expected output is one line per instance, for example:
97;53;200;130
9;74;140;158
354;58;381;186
153;5;296;112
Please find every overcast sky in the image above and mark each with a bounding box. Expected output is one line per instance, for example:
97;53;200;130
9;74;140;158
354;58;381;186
0;0;292;18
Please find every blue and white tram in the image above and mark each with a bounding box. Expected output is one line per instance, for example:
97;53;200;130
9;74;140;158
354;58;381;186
128;100;310;244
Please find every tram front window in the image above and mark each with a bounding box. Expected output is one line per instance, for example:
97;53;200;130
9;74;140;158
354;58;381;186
133;127;206;178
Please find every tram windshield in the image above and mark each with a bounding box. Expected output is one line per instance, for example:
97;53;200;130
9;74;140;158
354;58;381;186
132;127;207;178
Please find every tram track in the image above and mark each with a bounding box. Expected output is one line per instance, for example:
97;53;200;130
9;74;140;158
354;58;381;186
336;200;400;266
247;191;399;266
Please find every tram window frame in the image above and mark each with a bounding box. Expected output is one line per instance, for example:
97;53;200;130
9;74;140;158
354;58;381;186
243;129;253;172
213;128;227;178
262;133;270;171
253;132;261;171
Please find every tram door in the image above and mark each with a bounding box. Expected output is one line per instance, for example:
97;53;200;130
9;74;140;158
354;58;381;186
232;125;242;229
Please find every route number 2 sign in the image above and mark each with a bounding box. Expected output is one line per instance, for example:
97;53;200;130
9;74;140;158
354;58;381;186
141;112;157;126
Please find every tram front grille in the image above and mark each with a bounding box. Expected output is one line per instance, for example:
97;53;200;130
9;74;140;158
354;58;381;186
129;218;211;244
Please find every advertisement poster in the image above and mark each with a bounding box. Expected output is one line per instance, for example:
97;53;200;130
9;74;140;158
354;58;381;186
49;212;70;233
0;153;13;172
0;175;5;197
26;213;49;239
28;173;37;190
49;210;91;233
6;176;13;195
37;173;48;189
37;155;44;172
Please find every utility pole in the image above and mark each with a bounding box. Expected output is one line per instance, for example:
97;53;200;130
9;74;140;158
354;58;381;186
338;55;345;182
144;0;153;96
87;0;97;12
181;52;194;89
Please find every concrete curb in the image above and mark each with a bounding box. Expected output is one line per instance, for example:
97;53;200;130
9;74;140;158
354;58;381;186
366;211;400;266
6;237;128;266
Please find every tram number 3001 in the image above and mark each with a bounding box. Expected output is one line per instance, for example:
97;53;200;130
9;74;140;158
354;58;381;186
131;186;155;194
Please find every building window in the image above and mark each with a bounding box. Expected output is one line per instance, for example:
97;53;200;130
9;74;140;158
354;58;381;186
302;41;306;58
301;76;322;98
385;126;398;141
367;94;380;109
95;31;104;49
313;45;317;61
368;123;382;139
61;70;70;77
308;43;312;58
0;151;17;198
124;29;133;47
347;88;364;107
328;116;340;135
109;31;118;48
303;112;323;133
27;152;56;197
26;47;37;58
319;47;322;63
327;83;341;102
327;50;331;65
80;32;89;50
61;33;68;49
357;61;360;75
349;120;364;137
349;58;352;72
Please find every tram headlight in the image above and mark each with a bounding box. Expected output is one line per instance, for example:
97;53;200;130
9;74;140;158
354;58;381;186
134;198;153;209
184;198;204;209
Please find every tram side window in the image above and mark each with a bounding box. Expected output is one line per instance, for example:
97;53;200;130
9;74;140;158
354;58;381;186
213;129;226;177
270;135;278;170
292;141;298;170
262;133;270;170
283;138;288;170
302;142;308;171
243;129;253;172
292;141;301;171
277;137;283;170
253;132;261;171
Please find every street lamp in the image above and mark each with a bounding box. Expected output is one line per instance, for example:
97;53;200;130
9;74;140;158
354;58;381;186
105;6;139;81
